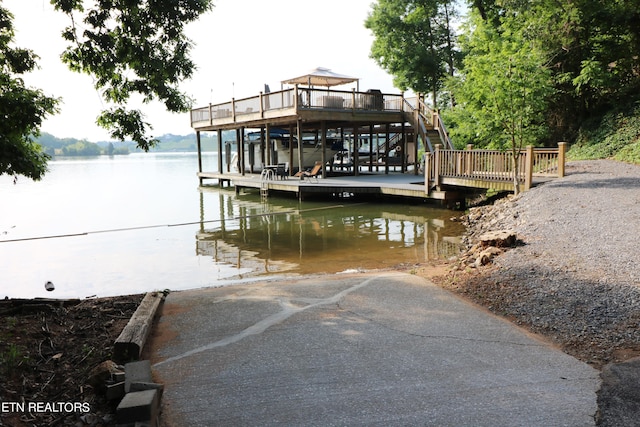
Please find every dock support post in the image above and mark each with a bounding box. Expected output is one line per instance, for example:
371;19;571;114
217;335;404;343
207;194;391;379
288;124;295;173
238;128;245;176
225;142;231;173
321;121;327;178
434;144;442;190
217;129;223;174
369;125;374;172
424;152;431;194
385;124;390;175
297;119;304;178
401;121;407;173
353;124;360;176
265;123;272;165
196;131;203;186
260;127;266;166
413;124;419;175
558;142;567;177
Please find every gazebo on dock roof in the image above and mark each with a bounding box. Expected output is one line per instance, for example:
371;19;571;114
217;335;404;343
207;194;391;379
281;67;359;90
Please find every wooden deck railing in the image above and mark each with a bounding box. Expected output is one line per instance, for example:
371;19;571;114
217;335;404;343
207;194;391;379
404;96;454;150
424;143;567;192
190;86;405;127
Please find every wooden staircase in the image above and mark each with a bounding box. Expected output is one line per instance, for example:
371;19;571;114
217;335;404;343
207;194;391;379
403;96;454;153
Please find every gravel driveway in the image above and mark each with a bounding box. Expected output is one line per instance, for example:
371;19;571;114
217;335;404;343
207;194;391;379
450;159;640;426
459;160;640;366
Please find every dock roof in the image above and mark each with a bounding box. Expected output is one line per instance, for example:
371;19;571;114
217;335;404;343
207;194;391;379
282;67;359;88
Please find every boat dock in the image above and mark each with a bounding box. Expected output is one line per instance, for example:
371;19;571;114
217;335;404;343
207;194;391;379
199;171;460;205
191;68;566;205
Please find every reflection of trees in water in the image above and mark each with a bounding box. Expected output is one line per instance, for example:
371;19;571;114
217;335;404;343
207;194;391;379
195;191;464;275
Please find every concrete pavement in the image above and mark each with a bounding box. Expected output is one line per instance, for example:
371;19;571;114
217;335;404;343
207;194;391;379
148;272;599;426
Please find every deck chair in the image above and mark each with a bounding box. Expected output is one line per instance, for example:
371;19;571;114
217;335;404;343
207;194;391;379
276;163;288;180
295;161;323;182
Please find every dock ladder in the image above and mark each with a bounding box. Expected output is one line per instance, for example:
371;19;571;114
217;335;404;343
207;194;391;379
260;168;274;201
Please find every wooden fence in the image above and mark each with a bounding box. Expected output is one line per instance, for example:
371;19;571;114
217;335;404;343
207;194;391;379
425;143;567;192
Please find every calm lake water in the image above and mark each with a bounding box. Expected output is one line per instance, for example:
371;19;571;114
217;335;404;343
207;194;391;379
0;153;465;299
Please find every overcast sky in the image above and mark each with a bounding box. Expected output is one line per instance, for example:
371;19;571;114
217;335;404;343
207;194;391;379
6;0;399;141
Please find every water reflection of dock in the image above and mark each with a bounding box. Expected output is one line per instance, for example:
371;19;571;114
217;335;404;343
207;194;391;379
196;190;464;276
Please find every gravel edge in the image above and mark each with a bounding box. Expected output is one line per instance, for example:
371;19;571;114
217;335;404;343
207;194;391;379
447;159;640;368
439;159;640;426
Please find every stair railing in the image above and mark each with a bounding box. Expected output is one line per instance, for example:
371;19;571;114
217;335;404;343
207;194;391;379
415;96;454;150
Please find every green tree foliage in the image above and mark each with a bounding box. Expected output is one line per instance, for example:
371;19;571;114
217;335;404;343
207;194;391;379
0;5;59;180
468;0;640;142
365;0;459;105
60;140;102;156
1;0;213;180
445;12;553;193
52;0;214;151
446;12;553;149
367;0;640;157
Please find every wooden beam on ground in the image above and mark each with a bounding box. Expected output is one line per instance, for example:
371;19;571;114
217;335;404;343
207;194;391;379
114;292;165;363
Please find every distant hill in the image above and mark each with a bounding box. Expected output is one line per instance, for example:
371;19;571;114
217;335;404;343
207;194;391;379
36;132;224;156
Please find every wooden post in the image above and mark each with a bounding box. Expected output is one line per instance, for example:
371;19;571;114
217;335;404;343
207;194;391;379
558;142;567;177
424;152;431;194
465;144;473;176
524;145;534;191
237;128;245;176
196;131;203;186
385;123;390;175
288;124;295;172
434;144;442;190
231;98;236;122
353;124;360;176
259;91;264;118
260;126;266;166
351;89;356;112
413;117;419;175
401;121;406;172
265;123;272;165
217;129;223;175
369;124;374;172
321;121;327;178
296;120;304;177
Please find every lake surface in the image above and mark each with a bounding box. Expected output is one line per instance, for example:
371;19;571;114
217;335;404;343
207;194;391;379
0;153;465;299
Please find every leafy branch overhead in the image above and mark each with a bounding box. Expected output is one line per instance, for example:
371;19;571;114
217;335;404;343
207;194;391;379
51;0;214;151
0;6;59;181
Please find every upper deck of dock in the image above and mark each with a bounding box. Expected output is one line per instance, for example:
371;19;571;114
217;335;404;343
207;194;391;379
190;85;410;132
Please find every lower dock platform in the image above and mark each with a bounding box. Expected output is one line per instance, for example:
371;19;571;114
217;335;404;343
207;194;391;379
197;171;465;205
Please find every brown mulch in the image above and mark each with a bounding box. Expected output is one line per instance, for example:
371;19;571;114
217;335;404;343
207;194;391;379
0;294;143;427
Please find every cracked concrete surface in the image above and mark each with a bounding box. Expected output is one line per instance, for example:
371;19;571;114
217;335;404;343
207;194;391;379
149;272;599;426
